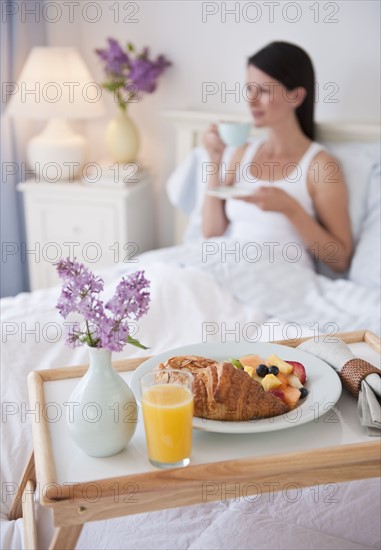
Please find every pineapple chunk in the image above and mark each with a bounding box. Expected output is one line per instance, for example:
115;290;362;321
243;366;263;384
244;366;255;377
266;354;293;374
261;374;282;391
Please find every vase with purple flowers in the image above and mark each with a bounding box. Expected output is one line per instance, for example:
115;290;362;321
55;259;150;457
95;39;171;163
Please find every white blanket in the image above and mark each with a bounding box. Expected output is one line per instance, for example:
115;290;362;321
138;242;381;334
1;259;380;549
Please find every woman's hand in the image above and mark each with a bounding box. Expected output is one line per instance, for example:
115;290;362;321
240;186;299;217
202;124;226;162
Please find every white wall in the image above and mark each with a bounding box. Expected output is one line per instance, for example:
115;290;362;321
45;0;380;246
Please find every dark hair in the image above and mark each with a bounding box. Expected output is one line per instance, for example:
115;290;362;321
248;42;315;140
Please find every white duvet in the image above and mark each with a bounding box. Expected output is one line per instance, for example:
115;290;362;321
138;241;380;334
1;254;380;549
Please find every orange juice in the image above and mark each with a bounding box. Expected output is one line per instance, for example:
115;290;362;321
142;384;193;464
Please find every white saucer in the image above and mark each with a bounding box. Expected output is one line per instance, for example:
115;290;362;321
206;186;253;199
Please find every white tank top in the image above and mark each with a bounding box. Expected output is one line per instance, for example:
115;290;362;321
224;138;325;266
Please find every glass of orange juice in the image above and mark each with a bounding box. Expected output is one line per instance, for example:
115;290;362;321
140;369;194;469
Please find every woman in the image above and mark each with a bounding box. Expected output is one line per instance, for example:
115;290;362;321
202;42;352;272
122;42;367;330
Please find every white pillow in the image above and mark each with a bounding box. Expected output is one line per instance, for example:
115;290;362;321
322;141;380;240
313;141;380;279
348;162;380;288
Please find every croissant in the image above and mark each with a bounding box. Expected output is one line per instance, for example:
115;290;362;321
155;357;289;421
156;355;219;373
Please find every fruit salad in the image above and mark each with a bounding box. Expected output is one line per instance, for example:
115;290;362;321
230;354;308;410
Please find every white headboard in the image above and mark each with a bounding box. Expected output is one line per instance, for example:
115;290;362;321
162;109;381;243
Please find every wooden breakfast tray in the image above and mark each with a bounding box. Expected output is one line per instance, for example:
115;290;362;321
9;330;381;550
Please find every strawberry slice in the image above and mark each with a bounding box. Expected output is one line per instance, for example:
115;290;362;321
285;361;306;384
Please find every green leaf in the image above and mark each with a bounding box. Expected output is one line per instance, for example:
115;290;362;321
127;42;135;52
103;81;124;92
127;335;149;350
230;357;244;369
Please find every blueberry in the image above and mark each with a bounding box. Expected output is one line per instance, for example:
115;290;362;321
268;365;279;376
300;387;309;399
256;364;268;377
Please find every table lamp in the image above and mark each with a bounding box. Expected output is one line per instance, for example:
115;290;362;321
5;47;105;181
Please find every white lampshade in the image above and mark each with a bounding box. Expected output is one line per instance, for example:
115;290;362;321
5;47;106;181
6;47;105;119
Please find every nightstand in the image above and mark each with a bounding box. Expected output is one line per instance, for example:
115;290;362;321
17;172;155;290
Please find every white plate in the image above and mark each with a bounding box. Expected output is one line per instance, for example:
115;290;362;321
206;186;253;199
130;342;342;434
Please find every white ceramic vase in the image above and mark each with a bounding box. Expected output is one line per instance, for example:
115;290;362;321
66;347;137;457
105;109;139;163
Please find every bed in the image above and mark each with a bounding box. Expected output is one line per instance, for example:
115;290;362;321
1;112;380;549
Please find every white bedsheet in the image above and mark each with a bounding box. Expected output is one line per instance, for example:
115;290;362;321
1;258;380;549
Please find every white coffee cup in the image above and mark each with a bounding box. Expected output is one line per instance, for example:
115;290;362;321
217;121;251;147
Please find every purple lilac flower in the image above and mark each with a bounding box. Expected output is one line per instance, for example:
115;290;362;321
56;258;104;321
66;323;83;348
98;318;130;353
55;259;150;352
128;54;171;95
106;271;150;321
95;38;130;77
95;39;171;107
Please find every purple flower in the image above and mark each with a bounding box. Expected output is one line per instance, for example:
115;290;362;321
106;271;150;320
128;55;171;95
95;38;130;78
95;39;171;109
56;258;104;320
55;259;150;352
97;317;130;353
